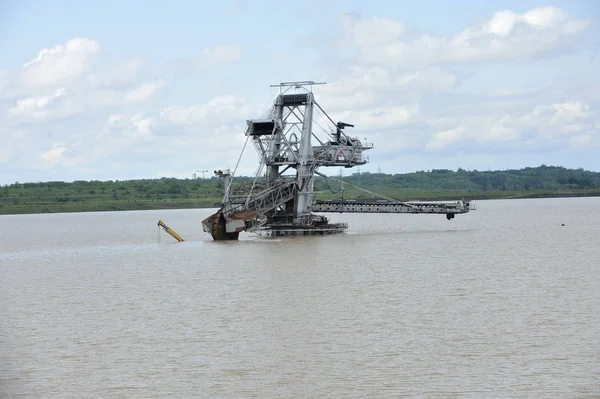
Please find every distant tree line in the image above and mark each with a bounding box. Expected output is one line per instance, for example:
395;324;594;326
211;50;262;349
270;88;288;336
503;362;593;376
1;165;599;214
324;165;600;193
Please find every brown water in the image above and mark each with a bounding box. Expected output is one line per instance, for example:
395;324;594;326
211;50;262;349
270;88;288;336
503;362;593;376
1;198;599;398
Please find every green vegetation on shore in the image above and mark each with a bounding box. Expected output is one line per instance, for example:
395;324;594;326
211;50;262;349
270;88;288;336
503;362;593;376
1;165;599;215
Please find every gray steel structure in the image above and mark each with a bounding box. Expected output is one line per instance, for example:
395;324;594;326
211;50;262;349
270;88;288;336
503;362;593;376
201;81;473;240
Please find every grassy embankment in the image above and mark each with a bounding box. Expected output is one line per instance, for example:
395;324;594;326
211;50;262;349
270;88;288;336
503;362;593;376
1;175;599;215
0;179;223;215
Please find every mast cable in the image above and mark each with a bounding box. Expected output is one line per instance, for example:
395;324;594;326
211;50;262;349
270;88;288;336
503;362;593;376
225;134;250;199
315;171;412;206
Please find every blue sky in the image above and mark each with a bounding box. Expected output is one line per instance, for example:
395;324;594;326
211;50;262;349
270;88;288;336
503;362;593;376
0;0;598;184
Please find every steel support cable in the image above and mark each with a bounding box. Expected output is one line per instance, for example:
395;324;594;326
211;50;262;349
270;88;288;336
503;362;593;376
312;106;334;143
314;101;337;130
314;171;412;206
323;174;343;194
299;174;308;191
225;134;251;200
298;161;318;192
314;100;352;144
246;161;265;208
313;104;361;167
246;129;277;207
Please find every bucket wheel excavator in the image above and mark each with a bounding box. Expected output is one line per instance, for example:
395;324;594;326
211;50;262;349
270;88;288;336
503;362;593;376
202;81;473;240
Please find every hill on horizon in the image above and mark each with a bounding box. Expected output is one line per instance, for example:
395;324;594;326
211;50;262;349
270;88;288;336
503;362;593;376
1;164;599;215
3;164;600;187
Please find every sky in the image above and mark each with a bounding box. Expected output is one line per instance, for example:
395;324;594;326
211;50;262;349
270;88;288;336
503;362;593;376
0;0;599;184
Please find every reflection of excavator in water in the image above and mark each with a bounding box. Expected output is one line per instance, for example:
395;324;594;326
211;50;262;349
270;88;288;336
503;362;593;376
202;81;474;241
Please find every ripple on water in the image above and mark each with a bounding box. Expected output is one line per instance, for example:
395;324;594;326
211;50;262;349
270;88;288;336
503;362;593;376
1;199;599;398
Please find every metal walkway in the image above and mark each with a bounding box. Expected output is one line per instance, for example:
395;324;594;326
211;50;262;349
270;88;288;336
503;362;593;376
228;180;297;218
313;199;472;216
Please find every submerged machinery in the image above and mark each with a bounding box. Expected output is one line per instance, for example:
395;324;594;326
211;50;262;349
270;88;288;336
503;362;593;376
202;81;473;240
158;220;184;242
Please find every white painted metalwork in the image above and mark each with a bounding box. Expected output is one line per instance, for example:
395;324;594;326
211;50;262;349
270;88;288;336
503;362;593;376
202;81;474;240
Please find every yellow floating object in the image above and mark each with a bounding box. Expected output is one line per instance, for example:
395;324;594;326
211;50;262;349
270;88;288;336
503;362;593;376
157;220;184;242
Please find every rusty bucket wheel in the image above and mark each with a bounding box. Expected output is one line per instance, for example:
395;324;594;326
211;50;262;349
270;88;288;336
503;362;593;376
209;210;240;241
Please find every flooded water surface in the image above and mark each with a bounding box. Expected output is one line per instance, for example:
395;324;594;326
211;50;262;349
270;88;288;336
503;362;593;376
1;198;599;398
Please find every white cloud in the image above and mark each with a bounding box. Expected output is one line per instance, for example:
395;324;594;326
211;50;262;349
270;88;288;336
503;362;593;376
560;124;585;133
487;89;520;97
549;101;589;124
123;79;166;104
0;148;9;163
200;44;242;64
426;125;468;151
174;44;243;72
340;15;406;46
33;114;163;171
486;10;520;36
484;119;520;142
0;70;8;93
319;66;458;114
108;113;155;138
0;128;11;162
1;37;170;124
1;6;597;184
40;144;83;168
524;101;592;138
19;38;101;91
8;88;76;120
341;7;590;67
161;95;254;125
319;88;376;113
425;98;595;152
569;133;596;149
325;66;457;94
332;104;420;131
314;6;593;155
42;144;66;164
6;81;166;123
89;57;144;87
7;79;167;122
522;6;576;29
395;68;458;90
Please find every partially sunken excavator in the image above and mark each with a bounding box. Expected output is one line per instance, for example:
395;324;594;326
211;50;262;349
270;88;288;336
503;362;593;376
202;81;472;240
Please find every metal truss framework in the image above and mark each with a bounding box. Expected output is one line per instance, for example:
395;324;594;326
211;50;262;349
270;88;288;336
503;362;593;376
201;81;474;240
